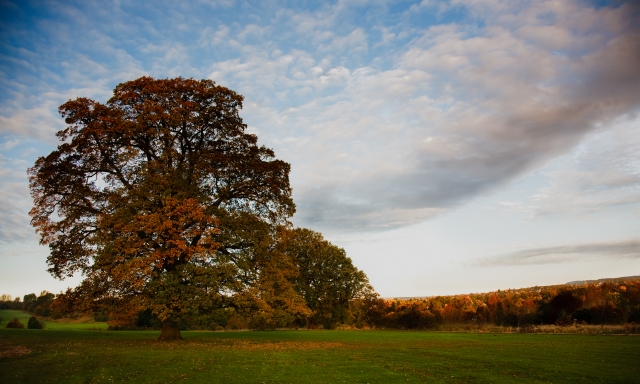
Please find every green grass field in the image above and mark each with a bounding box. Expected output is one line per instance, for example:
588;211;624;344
0;309;108;331
1;310;638;383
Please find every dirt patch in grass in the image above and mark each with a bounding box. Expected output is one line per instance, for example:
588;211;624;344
179;339;346;352
0;345;32;358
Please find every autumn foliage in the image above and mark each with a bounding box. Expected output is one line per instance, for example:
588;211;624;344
27;77;294;339
358;278;640;329
27;77;369;339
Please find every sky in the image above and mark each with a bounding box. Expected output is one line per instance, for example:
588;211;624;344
1;0;639;299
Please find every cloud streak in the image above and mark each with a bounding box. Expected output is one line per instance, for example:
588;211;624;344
498;115;640;218
474;238;640;267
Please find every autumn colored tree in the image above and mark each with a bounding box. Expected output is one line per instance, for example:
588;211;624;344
224;223;312;330
29;77;295;340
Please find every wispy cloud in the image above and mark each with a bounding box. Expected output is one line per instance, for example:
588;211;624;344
498;117;640;218
2;0;639;235
0;154;36;243
474;238;640;267
233;1;640;231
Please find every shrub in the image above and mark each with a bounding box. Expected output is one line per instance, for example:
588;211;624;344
627;307;640;323
27;316;43;329
6;318;24;329
589;304;627;324
226;315;247;330
555;310;573;327
35;306;51;317
134;309;160;329
572;308;592;324
51;311;63;319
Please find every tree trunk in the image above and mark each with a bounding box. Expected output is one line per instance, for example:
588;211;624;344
158;320;182;341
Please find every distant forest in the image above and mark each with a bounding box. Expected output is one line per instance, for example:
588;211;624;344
2;276;639;330
367;276;640;329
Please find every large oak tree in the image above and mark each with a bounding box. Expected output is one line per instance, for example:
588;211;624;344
29;77;296;340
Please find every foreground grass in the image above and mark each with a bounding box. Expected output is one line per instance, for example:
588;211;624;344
1;314;639;383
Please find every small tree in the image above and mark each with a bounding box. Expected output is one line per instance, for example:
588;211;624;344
29;77;296;340
6;318;24;329
27;316;43;329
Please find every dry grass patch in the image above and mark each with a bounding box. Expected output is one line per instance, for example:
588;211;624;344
0;344;31;358
521;323;640;334
47;315;95;324
431;323;640;334
181;339;345;352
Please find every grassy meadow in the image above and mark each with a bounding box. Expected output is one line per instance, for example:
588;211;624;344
1;310;639;383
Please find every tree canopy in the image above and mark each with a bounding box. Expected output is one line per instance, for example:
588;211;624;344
29;77;297;339
279;228;370;329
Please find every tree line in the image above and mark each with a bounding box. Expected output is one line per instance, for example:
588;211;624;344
3;278;638;331
1;291;55;316
357;278;640;329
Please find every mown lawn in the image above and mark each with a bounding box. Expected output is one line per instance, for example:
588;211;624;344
1;311;638;383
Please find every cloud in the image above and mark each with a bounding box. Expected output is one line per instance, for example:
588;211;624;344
199;0;235;8
316;28;369;55
308;2;640;230
0;104;64;142
473;238;640;266
3;0;640;235
225;1;639;232
498;116;640;217
0;154;36;244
